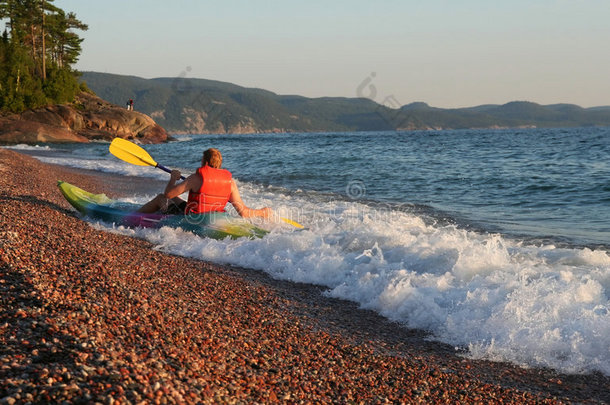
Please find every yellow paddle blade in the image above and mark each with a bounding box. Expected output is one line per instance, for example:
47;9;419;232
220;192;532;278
109;138;157;167
281;217;304;229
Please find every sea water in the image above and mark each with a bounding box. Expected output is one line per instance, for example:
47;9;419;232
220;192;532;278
6;127;610;375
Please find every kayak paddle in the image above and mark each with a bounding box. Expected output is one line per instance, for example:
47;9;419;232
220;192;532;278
109;137;185;179
109;138;304;229
279;217;304;229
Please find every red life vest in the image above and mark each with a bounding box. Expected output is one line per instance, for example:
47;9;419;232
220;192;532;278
186;165;232;214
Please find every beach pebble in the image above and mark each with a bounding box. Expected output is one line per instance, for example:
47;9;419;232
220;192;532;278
0;149;608;404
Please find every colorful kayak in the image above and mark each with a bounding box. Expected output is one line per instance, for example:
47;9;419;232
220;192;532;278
57;181;268;239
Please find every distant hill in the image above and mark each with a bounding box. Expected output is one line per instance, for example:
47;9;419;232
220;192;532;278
80;72;610;134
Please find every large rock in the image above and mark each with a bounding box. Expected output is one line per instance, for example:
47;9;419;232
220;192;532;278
0;92;170;144
0;119;87;143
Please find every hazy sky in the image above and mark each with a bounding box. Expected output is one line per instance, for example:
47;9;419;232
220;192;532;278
52;0;610;108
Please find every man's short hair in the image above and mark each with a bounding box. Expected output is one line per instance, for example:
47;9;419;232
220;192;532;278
203;148;222;169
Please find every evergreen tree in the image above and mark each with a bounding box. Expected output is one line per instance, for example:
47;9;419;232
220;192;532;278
46;9;87;68
0;0;87;112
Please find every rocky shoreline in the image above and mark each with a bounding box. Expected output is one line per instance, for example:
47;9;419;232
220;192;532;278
1;149;609;403
0;93;169;145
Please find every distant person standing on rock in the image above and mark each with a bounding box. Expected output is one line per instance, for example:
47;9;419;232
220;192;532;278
129;99;134;111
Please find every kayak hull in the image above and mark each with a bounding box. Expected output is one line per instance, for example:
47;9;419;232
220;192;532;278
57;181;268;239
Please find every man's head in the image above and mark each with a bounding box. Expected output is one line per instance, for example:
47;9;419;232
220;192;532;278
202;148;222;169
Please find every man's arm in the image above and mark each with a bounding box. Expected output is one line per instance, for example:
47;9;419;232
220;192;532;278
164;170;195;199
229;180;272;218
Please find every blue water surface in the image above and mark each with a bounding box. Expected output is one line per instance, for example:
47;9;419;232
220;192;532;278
148;127;608;248
17;126;610;247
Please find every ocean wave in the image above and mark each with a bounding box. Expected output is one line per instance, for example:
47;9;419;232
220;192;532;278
2;144;54;151
95;187;609;376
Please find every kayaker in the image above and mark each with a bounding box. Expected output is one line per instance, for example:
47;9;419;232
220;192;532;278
138;148;272;218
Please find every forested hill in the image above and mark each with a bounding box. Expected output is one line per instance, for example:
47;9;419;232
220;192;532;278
81;72;610;134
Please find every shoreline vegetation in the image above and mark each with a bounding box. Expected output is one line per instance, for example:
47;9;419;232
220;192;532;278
1;148;609;403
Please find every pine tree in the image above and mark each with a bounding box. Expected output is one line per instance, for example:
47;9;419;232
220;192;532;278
46;9;87;68
0;0;87;112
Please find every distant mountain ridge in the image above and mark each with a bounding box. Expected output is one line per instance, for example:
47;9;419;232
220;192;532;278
80;72;610;134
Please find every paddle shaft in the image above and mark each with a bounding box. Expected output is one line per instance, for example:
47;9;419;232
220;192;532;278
156;163;186;180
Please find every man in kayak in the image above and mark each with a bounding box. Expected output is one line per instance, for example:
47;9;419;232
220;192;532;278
138;148;272;218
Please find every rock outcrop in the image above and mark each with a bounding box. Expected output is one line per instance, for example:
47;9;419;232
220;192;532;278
0;92;169;144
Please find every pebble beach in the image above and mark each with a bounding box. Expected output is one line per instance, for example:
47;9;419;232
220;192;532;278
1;148;609;404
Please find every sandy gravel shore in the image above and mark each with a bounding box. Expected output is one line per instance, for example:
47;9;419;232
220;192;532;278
1;148;608;404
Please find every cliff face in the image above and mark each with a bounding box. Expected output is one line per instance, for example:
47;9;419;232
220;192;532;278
0;92;169;144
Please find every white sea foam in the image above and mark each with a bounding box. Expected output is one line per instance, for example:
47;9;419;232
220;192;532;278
2;144;53;151
171;135;194;142
36;156;177;180
91;181;610;376
6;150;186;180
